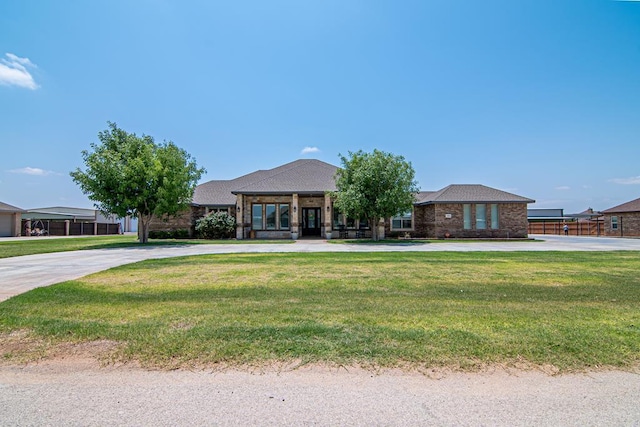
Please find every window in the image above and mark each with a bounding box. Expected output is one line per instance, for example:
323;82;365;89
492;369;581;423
491;204;499;229
611;216;618;230
476;204;486;230
280;204;289;229
266;204;277;230
252;204;290;230
252;205;263;230
463;204;472;230
392;211;413;229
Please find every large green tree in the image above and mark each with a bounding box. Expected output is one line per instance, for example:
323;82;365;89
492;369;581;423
332;149;419;241
70;122;205;243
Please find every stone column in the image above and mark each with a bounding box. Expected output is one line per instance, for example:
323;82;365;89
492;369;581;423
236;194;244;240
291;193;299;239
64;220;70;236
324;193;332;239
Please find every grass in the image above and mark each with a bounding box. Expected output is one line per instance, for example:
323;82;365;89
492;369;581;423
0;235;292;259
1;251;639;372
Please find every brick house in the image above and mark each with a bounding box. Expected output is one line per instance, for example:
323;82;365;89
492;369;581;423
601;197;640;237
150;159;534;239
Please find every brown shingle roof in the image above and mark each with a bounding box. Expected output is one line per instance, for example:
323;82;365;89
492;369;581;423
602;197;640;214
192;159;338;206
416;184;534;204
233;159;338;194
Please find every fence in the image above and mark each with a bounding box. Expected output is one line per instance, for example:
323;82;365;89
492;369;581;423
22;220;121;236
528;221;603;236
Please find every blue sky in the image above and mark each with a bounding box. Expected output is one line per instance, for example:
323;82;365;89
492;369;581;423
1;0;639;214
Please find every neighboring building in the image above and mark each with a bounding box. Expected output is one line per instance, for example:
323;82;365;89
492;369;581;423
0;201;25;237
150;159;535;239
21;207;121;236
601;197;640;237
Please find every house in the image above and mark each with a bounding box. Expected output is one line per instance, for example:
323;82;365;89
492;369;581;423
150;159;535;239
22;207;121;236
0;201;24;237
601;197;640;237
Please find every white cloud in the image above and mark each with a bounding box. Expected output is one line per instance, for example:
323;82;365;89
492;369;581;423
0;53;39;89
609;176;640;185
301;146;320;155
8;167;59;176
555;186;571;191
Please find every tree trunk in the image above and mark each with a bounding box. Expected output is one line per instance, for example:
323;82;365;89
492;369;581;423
138;214;151;243
371;216;379;241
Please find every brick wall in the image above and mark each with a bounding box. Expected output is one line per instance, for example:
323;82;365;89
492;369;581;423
149;206;206;237
602;212;640;237
384;202;529;239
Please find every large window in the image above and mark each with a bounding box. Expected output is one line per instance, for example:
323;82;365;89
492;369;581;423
252;204;290;230
611;216;618;230
476;204;486;230
280;204;289;229
463;204;472;230
491;204;499;229
252;205;263;230
265;204;277;230
392;211;413;229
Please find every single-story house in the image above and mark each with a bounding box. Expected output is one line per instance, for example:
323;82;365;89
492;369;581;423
22;207;121;236
0;201;25;237
150;159;535;239
601;197;640;237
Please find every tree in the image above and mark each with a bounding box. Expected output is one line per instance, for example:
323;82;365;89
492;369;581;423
70;122;205;243
332;149;419;241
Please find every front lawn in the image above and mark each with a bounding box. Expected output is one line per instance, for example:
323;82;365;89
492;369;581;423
1;252;638;372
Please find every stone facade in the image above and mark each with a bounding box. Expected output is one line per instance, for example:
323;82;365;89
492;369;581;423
602;212;640;237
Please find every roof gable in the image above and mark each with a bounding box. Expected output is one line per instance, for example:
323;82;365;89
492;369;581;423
416;184;534;204
193;159;338;206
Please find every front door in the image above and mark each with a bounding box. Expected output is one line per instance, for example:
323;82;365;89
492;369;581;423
302;208;322;237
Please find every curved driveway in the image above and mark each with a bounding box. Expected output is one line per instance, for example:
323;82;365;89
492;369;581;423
2;234;640;302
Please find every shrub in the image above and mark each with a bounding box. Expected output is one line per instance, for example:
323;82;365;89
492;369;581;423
148;229;190;239
196;212;236;239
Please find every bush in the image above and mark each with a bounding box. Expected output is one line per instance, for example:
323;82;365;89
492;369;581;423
149;229;190;239
196;212;236;239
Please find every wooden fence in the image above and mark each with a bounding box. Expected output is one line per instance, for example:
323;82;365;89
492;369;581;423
528;221;603;236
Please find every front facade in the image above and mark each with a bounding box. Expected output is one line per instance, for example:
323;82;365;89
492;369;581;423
150;159;535;239
601;197;640;237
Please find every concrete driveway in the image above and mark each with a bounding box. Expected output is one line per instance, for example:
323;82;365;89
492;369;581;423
2;234;640;302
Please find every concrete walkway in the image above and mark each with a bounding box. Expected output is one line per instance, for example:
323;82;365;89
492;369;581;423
1;234;640;301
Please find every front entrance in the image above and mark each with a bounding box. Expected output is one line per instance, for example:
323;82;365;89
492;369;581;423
302;208;322;237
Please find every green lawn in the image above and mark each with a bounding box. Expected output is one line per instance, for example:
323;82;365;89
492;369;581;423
0;235;290;259
1;251;639;372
